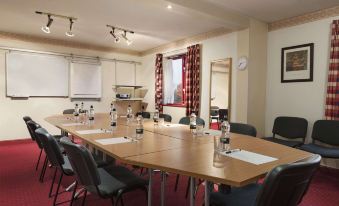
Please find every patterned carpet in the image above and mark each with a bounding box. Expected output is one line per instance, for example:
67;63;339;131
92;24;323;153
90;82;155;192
1;139;339;206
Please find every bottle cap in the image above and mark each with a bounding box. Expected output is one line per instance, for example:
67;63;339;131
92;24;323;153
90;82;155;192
90;105;93;108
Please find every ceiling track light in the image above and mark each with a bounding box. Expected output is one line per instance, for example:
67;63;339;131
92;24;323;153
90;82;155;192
35;11;77;36
106;25;134;45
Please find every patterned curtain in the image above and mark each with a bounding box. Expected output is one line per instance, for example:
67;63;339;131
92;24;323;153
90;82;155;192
155;54;163;113
185;44;201;116
325;20;339;120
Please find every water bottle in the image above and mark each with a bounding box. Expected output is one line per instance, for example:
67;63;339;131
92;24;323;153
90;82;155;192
136;115;144;139
109;103;114;115
110;105;117;131
80;102;84;113
74;103;79;120
220;120;230;151
190;112;197;134
127;105;133;122
88;105;95;121
153;108;159;125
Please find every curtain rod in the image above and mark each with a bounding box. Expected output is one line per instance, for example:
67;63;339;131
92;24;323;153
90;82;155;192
0;46;141;65
162;48;187;55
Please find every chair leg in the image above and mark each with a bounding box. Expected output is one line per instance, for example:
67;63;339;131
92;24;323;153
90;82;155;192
140;167;144;176
114;192;123;206
81;190;87;206
174;174;180;191
49;168;58;197
39;156;48;182
110;197;115;206
69;181;78;206
53;172;63;206
185;178;191;198
36;149;43;171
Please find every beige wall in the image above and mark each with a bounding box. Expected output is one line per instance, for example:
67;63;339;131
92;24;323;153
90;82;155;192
0;37;140;140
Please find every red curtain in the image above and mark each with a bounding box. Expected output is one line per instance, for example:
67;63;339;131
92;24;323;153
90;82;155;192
155;54;163;113
325;20;339;120
185;44;201;116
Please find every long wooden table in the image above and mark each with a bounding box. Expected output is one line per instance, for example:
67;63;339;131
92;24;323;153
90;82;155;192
45;113;312;206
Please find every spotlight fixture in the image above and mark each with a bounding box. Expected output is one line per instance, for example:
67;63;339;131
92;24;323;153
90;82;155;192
106;25;134;45
35;11;77;36
65;18;75;37
109;28;120;43
167;5;172;9
41;15;53;34
121;31;133;46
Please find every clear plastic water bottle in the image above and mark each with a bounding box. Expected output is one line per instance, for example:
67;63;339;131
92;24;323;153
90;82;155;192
110;105;117;131
80;102;84;113
127;104;133;122
220;120;230;151
136;115;144;140
153;108;159;125
74;103;79;121
109;103;114;115
88;105;95;121
190;112;197;134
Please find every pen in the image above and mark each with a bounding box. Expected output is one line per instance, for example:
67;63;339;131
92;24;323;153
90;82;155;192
225;149;241;154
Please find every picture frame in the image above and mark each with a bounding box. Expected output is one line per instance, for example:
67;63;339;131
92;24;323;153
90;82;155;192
281;43;314;83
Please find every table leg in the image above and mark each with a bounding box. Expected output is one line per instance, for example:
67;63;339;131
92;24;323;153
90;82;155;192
148;169;153;206
205;180;211;206
161;171;166;206
190;177;196;206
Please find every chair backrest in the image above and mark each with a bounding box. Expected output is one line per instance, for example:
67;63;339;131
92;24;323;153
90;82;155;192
312;120;339;146
272;116;308;140
218;109;228;121
35;128;65;168
23;116;34;140
63;109;75;114
256;154;321;206
230;122;257;137
136;111;151;119
179;116;205;127
23;116;32;123
160;113;172;122
26;120;43;148
60;137;100;187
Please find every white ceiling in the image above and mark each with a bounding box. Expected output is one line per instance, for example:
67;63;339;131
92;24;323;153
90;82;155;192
0;0;337;52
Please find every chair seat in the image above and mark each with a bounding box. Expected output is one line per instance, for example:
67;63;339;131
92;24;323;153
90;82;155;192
263;137;302;148
92;153;115;168
210;184;260;206
88;165;148;198
300;144;339;158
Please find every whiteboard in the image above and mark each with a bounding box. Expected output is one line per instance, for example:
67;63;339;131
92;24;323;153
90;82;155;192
6;51;69;97
70;62;102;98
116;62;136;86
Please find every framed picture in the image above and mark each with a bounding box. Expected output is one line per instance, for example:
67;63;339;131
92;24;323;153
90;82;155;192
281;43;314;83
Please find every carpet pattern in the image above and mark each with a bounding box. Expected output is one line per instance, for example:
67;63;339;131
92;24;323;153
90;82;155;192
1;139;339;206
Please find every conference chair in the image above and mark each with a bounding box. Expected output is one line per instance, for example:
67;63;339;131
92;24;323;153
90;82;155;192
35;128;75;206
63;109;75;114
210;154;321;206
230;122;257;137
300;120;339;158
263;116;308;148
160;113;172;122
136;111;151;119
60;137;148;206
210;106;219;123
179;116;205;127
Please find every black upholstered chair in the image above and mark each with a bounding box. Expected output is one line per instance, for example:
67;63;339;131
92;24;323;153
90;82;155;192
179;116;205;127
160;113;172;122
300;120;339;158
210;154;321;206
136;111;151;119
60;137;148;206
35;128;75;206
23;117;42;171
263;116;308;148
230;122;257;137
63;109;75;114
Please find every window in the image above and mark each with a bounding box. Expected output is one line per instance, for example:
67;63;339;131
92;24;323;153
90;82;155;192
163;55;186;106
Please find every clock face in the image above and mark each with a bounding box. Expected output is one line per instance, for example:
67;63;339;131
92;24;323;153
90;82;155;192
237;56;248;70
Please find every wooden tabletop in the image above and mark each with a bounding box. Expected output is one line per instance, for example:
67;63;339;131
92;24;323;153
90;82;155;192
45;113;312;186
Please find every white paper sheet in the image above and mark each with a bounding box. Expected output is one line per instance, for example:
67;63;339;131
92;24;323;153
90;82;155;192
222;150;278;165
95;137;132;145
163;124;185;127
203;129;221;136
62;123;84;126
76;129;107;135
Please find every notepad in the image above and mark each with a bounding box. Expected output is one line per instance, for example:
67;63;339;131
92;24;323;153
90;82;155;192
203;129;221;136
62;123;84;126
222;150;278;165
95;137;132;145
76;129;107;135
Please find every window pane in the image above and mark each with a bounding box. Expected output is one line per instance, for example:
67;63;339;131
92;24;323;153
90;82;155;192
172;59;183;104
163;58;183;105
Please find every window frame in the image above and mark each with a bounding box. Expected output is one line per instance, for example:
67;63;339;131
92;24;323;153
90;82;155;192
162;55;186;108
